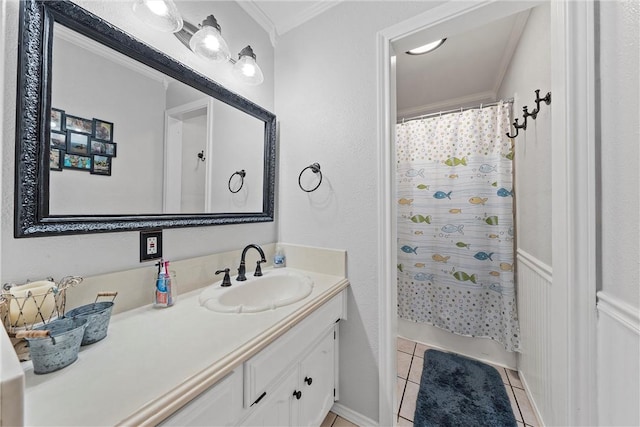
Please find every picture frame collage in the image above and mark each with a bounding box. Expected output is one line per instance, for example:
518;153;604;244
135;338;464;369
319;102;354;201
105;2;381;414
49;108;117;176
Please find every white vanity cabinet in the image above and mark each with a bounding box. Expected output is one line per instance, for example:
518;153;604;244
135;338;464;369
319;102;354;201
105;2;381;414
160;291;345;427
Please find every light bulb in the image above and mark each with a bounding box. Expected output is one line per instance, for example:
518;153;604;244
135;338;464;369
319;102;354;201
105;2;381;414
189;15;231;63
406;38;446;55
232;46;264;85
132;0;183;33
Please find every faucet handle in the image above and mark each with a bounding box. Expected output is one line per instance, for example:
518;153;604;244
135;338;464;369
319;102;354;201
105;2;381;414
215;268;232;287
254;260;264;277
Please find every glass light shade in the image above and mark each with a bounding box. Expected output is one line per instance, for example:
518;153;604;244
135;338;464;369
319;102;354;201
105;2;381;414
232;46;264;85
189;25;231;63
132;0;183;33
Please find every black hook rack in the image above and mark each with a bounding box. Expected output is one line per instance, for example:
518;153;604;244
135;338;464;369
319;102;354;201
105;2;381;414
228;170;246;193
197;150;206;161
298;163;323;192
506;89;551;138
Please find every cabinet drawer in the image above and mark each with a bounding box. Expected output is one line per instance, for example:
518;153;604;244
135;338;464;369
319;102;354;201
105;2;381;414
244;291;344;407
161;369;243;427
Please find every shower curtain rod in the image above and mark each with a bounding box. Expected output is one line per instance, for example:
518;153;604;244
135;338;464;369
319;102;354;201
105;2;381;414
399;98;514;123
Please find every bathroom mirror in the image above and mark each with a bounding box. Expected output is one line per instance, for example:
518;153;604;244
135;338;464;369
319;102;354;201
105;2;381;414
15;0;276;237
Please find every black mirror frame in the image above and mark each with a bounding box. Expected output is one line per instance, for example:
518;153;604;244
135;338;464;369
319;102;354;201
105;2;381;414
15;0;276;238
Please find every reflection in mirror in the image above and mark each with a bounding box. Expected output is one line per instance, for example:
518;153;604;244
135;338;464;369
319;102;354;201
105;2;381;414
14;0;276;237
49;25;264;215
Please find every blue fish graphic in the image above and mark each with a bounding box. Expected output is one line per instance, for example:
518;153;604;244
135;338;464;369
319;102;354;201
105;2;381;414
487;283;503;292
441;224;464;234
414;273;434;282
473;251;494;261
497;188;513;197
406;169;425;178
433;191;452;200
479;164;497;173
401;245;418;254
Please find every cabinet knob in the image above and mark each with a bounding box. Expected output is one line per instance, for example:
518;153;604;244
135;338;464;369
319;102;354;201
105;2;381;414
293;390;302;400
304;376;313;386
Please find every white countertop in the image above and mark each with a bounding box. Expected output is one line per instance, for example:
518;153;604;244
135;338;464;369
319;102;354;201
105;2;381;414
22;268;349;426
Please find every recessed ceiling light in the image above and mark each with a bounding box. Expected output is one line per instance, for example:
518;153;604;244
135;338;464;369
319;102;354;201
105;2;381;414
406;38;446;55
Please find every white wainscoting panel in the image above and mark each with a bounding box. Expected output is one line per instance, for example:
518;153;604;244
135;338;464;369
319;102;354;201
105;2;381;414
516;249;552;427
596;291;640;427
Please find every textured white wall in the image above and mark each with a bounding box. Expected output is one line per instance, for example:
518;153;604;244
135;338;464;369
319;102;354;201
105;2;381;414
597;1;639;425
1;0;275;284
599;0;639;306
497;4;552;266
275;1;442;421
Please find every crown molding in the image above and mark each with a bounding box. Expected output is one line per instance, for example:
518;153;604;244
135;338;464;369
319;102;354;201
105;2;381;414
235;1;278;46
276;1;342;36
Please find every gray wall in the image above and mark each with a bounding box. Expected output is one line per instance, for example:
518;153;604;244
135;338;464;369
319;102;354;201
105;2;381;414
275;1;443;421
497;4;552;267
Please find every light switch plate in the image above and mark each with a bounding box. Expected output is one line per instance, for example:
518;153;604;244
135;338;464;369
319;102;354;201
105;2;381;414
140;230;162;262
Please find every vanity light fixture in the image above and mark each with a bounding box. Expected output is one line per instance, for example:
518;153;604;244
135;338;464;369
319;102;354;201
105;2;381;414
406;38;447;55
133;2;264;85
232;46;264;86
132;0;183;33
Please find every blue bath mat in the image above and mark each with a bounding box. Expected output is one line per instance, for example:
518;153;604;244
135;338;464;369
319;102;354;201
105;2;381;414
414;349;516;427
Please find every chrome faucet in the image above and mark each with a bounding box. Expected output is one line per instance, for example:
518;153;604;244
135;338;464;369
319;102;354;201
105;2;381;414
237;244;267;281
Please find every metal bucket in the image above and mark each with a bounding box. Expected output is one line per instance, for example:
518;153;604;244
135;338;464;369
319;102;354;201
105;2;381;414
65;292;117;346
17;317;88;374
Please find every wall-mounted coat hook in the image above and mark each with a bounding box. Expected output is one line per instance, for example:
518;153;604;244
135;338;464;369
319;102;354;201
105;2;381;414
197;150;206;161
506;89;551;139
298;163;323;192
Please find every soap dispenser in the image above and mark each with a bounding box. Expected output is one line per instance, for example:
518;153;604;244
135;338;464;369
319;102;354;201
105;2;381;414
273;246;286;268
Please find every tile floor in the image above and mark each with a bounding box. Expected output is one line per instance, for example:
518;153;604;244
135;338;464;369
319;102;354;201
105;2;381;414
396;337;541;427
321;337;541;426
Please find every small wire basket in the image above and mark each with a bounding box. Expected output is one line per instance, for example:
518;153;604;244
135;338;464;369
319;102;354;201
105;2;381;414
0;276;82;360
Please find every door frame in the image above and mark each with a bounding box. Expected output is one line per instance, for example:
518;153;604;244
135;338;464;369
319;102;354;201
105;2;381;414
375;1;597;425
163;98;215;213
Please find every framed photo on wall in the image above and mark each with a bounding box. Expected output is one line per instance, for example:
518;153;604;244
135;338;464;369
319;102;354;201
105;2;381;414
50;148;62;171
50;130;67;150
51;108;65;132
65;114;93;134
67;131;90;155
63;153;91;171
91;155;112;176
93;118;113;141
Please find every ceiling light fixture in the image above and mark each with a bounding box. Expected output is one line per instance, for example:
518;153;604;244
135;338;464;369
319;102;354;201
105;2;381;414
406;38;447;55
132;3;264;85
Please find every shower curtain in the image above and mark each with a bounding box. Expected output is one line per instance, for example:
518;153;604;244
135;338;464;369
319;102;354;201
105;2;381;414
396;102;520;352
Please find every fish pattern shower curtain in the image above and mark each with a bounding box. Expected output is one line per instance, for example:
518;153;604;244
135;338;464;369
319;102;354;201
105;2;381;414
396;102;520;351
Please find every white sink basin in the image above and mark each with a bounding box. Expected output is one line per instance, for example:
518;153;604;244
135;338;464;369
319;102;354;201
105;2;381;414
199;270;314;313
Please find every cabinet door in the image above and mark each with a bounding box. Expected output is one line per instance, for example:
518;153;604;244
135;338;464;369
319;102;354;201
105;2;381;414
160;369;242;427
241;368;299;427
298;329;335;427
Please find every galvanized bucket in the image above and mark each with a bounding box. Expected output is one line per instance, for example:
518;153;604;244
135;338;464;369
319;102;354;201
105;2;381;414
17;317;88;374
65;292;117;346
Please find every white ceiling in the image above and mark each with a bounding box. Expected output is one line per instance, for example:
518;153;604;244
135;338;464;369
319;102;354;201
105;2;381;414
235;2;530;118
394;10;530;119
236;1;342;44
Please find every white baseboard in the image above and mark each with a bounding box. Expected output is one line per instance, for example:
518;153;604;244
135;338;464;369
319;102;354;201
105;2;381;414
331;403;378;427
519;370;546;426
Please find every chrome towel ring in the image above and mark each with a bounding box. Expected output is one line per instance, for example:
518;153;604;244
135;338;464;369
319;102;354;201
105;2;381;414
298;163;322;192
228;170;246;193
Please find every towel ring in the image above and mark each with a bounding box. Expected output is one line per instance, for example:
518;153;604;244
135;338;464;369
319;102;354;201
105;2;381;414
298;163;322;192
228;170;246;193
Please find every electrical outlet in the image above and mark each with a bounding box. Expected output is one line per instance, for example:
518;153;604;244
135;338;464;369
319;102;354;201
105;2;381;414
140;230;162;262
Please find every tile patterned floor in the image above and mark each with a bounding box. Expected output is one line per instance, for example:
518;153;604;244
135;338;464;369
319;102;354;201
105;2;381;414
396;337;541;427
321;337;541;426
